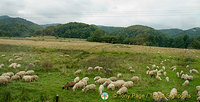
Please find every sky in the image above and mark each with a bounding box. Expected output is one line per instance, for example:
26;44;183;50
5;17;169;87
0;0;200;29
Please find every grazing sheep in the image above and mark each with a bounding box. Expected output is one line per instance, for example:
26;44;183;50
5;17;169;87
74;69;82;75
146;66;150;70
104;68;113;75
153;92;159;101
22;76;32;82
157;71;162;76
80;79;88;86
197;91;200;97
1;54;6;57
128;66;132;70
117;73;122;78
131;76;139;82
2;72;14;77
82;84;96;92
33;60;40;63
109;77;117;81
88;67;93;71
130;69;135;73
197;97;200;101
62;82;76;90
181;74;193;80
103;79;112;86
11;75;20;81
182;80;189;86
112;80;125;88
16;57;23;61
186;65;189;68
153;91;168;102
95;78;108;84
31;75;38;81
162;66;166;70
0;64;5;69
152;64;156;69
149;70;156;77
122;81;133;88
25;70;34;75
0;76;8;85
94;66;103;71
181;90;188;100
74;77;80;83
28;63;35;67
190;69;199;74
166;77;169;82
176;72;180;77
16;71;26;77
156;75;162;81
107;83;115;91
169;88;178;99
94;76;101;81
99;85;104;95
72;82;85;91
163;72;167;76
196;86;200;91
146;70;149;75
82;77;89;82
117;87;128;95
180;70;184;75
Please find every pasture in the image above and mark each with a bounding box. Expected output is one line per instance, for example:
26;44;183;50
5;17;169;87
0;37;200;102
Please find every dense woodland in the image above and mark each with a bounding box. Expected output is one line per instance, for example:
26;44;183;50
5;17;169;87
0;15;200;49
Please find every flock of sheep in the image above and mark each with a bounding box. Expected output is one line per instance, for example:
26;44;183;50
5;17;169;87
0;54;39;85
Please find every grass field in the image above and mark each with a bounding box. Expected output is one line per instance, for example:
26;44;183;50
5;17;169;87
0;36;200;102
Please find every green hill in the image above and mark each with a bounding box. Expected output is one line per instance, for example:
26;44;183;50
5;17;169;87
0;15;42;37
97;25;123;33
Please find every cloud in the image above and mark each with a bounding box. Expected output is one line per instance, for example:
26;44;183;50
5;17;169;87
0;0;200;29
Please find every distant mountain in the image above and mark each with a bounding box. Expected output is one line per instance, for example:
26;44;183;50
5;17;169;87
41;23;60;28
97;25;123;33
159;28;200;38
0;15;42;37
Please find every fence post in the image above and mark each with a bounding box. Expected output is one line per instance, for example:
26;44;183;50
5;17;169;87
56;94;59;102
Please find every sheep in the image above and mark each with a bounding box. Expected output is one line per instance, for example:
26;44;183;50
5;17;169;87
157;92;168;101
197;91;200;97
186;65;189;68
74;77;80;83
103;79;112;86
130;69;135;73
156;75;162;81
197;97;200;101
104;68;113;75
80;79;88;86
157;71;162;76
94;66;103;71
33;60;40;63
0;76;8;85
94;76;101;81
117;87;128;95
153;92;159;101
1;54;6;57
190;69;199;74
8;59;13;62
131;76;139;82
152;64;156;69
72;81;85;91
82;84;96;92
181;74;193;80
25;70;34;75
22;76;32;82
74;69;82;74
146;66;150;70
88;67;93;71
169;88;177;99
107;83;115;91
180;70;184;75
128;66;132;70
16;71;26;77
146;70;149;75
99;85;104;95
122;81;133;88
117;73;122;78
11;75;20;81
182;80;189;86
62;82;76;90
196;86;200;91
31;75;38;81
109;77;117;81
149;70;156;77
166;77;169;82
16;57;23;61
176;72;180;77
16;64;21;68
162;66;166;70
153;91;168;102
0;64;4;69
112;80;125;88
95;78;108;84
82;77;89;82
163;72;167;76
181;90;188;100
28;63;35;67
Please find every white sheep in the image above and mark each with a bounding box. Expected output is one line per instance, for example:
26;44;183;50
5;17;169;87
112;80;125;88
146;66;150;70
74;77;80;83
99;85;104;95
94;66;103;71
186;65;189;68
16;57;23;61
146;70;149;75
25;70;34;75
181;90;188;100
182;80;189;86
156;75;162;81
176;72;180;77
190;69;199;74
8;59;13;62
82;77;89;82
80;79;88;86
131;76;139;82
166;77;169;82
197;97;200;101
95;78;108;84
31;75;38;81
16;71;26;77
157;71;162;76
72;81;85;91
22;76;32;82
117;73;122;78
162;66;166;70
94;76;101;81
128;66;132;70
122;81;133;88
117;87;128;95
163;72;167;76
88;67;93;71
74;69;82;74
169;88;177;99
0;64;4;69
153;91;168;102
197;91;200;97
109;77;117;81
180;70;184;75
103;79;112;86
196;86;200;91
153;92;159;101
82;84;96;92
107;83;115;91
0;76;8;85
130;69;135;73
11;75;20;81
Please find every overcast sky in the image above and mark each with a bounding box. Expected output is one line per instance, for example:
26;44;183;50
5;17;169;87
0;0;200;29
